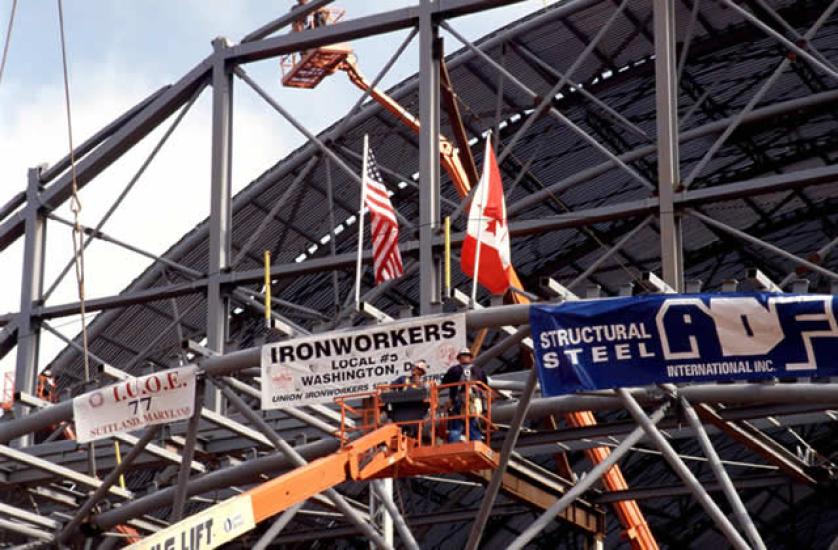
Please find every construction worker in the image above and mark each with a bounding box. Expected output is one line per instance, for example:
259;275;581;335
383;360;430;439
393;359;429;389
36;370;58;403
442;348;488;442
292;0;308;33
312;6;330;28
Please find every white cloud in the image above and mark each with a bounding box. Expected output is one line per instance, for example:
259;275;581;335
0;60;289;375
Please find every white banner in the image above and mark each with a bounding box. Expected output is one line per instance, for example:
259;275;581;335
261;313;466;408
127;494;255;550
73;366;198;443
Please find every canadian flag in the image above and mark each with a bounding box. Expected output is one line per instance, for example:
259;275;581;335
461;135;513;295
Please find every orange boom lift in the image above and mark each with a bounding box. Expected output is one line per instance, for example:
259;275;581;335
278;7;658;548
129;382;496;549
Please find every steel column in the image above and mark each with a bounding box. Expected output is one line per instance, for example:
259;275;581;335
418;0;441;314
653;0;683;291
13;167;47;444
206;38;234;411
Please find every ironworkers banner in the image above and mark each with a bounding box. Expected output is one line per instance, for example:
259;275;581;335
261;313;466;408
530;293;838;396
73;366;198;443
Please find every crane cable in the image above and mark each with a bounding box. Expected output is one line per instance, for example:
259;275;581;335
56;0;92;388
0;0;17;88
57;0;96;479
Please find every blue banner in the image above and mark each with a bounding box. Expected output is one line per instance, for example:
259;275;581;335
530;293;838;396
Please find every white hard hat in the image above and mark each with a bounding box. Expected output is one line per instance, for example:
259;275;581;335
457;347;473;357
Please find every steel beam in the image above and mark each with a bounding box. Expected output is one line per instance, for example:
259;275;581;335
467;465;603;535
252;502;305;550
654;0;683;291
267;504;531;544
371;480;419;550
13;155;838;326
225;0;530;64
0;444;132;499
591;475;789;503
694;402;816;485
718;0;838;81
441;20;654;191
240;0;334;43
0;191;25;226
0;518;53;542
507;403;670;550
87;438;340;532
617;389;749;550
683;0;838;188
38;86;169;184
688;209;838;282
42;90;202;303
55;425;162;544
508;89;838;216
169;380;205;521
0;502;59;530
465;364;538;550
676;393;767;550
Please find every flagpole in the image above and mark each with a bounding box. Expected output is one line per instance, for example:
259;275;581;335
470;134;492;307
354;135;368;310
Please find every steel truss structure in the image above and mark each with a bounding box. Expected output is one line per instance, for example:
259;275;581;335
1;0;837;547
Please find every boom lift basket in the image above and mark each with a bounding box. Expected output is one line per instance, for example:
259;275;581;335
335;380;499;478
280;7;351;89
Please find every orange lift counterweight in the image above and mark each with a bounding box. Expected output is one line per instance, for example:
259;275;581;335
278;11;657;548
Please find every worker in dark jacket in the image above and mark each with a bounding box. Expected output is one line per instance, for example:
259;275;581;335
442;348;487;442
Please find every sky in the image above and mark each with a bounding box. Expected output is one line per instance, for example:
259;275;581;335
0;0;555;377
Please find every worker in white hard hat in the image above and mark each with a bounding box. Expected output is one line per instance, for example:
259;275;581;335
393;359;429;389
441;347;488;442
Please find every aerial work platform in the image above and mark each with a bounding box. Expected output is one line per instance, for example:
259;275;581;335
279;6;351;89
280;43;352;88
128;381;496;549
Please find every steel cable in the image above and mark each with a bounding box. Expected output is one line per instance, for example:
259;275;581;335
57;0;95;477
0;0;17;88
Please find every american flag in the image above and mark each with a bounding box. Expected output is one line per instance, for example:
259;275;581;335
362;146;404;284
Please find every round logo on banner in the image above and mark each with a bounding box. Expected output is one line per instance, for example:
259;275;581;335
88;391;105;408
438;343;458;366
270;366;295;391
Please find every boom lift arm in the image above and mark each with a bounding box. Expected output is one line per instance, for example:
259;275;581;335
340;56;475;197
